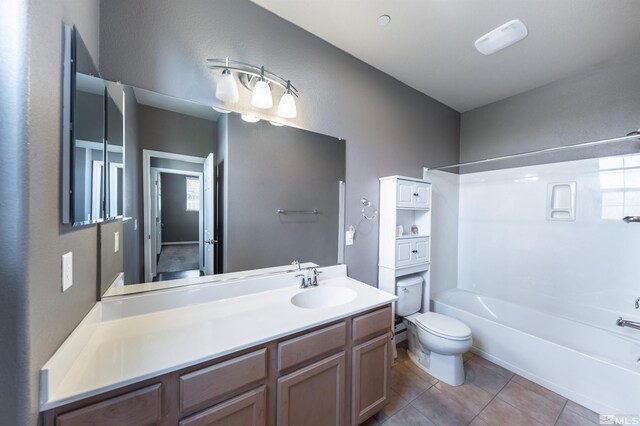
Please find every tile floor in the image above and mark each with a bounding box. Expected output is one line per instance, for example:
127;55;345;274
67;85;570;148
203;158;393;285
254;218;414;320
362;343;601;426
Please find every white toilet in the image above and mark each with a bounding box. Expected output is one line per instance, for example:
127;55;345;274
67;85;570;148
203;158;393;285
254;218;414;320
396;275;472;386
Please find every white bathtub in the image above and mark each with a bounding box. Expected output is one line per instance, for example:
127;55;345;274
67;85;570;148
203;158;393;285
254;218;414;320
433;289;640;414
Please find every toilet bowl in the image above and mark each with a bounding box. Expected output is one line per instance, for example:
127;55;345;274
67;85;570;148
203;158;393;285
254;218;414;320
405;312;472;386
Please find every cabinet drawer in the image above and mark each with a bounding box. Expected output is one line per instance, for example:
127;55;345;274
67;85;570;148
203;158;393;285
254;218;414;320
352;306;392;342
179;386;267;426
180;349;267;414
56;384;161;426
278;322;346;371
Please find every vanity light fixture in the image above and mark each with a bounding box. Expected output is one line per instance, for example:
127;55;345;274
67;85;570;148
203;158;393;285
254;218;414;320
241;114;260;123
251;66;273;109
475;19;528;55
212;106;231;114
215;58;240;103
269;120;284;127
207;57;298;118
277;80;296;118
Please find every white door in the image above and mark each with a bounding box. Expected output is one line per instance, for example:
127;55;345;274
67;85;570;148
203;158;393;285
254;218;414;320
203;153;215;275
91;161;104;221
413;183;431;209
155;173;162;255
396;180;414;208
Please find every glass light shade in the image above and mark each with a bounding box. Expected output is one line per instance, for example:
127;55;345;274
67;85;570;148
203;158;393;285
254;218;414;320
241;114;260;123
269;120;284;127
251;80;273;109
215;69;239;103
277;91;297;118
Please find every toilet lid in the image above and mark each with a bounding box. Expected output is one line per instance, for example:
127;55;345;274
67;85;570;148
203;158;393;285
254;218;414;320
415;312;471;341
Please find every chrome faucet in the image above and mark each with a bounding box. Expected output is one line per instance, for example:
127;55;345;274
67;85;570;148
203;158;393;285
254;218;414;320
292;260;301;271
311;268;322;286
296;268;322;288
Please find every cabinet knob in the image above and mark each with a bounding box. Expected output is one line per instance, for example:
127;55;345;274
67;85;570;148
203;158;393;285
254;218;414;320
412;250;418;254
413;193;419;197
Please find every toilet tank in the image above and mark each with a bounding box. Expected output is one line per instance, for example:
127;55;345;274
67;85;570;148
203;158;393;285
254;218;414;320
396;275;423;316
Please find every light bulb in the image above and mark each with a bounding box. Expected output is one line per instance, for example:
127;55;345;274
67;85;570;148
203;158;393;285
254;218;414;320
215;69;239;103
251;79;273;109
277;91;297;118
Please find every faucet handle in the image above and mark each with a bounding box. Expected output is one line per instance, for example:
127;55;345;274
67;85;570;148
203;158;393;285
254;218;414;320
311;268;322;286
295;273;306;288
292;260;301;271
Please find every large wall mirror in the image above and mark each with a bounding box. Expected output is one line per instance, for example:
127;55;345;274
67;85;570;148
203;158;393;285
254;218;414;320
98;85;346;297
62;26;109;226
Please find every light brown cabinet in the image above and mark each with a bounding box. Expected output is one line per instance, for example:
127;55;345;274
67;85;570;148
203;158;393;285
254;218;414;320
352;334;391;425
42;304;392;426
179;386;267;426
277;352;346;426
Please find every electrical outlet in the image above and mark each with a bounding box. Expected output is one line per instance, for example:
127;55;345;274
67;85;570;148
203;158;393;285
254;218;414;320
114;231;120;253
61;252;73;292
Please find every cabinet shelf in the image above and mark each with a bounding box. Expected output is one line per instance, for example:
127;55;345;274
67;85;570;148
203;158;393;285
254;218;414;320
396;234;429;240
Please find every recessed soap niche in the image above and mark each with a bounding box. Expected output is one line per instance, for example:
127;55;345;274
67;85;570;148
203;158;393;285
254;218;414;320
547;182;577;221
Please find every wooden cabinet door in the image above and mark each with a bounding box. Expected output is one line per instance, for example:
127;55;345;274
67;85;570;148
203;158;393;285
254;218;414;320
396;180;414;208
276;352;345;426
179;386;266;426
352;334;391;425
413;183;431;209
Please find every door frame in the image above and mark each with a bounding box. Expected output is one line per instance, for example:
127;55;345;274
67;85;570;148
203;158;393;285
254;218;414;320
142;149;206;282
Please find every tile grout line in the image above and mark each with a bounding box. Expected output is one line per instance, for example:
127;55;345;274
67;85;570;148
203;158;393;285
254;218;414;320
467;366;514;425
553;399;569;426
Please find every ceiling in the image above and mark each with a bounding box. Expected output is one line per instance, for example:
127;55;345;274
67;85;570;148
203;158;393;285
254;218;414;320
251;0;640;112
133;87;220;122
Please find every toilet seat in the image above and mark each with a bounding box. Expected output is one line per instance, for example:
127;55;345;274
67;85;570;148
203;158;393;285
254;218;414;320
414;312;471;341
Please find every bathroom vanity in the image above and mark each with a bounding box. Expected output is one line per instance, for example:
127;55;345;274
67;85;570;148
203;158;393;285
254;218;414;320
40;266;396;426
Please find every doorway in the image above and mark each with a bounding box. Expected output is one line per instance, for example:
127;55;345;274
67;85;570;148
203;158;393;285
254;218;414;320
143;150;214;282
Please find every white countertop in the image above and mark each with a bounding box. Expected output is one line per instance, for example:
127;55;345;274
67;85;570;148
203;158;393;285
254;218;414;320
40;265;396;410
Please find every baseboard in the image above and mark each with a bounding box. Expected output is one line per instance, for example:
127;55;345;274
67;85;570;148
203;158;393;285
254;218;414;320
162;241;198;246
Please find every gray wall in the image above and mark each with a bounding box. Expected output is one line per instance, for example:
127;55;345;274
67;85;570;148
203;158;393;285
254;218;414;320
160;173;200;243
20;0;101;424
123;86;143;284
99;219;124;296
138;104;217;157
100;0;461;286
0;0;29;424
460;54;640;161
225;114;345;272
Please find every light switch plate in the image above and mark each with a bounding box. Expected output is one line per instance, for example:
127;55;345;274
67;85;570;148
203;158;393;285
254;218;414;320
114;231;120;253
62;252;73;292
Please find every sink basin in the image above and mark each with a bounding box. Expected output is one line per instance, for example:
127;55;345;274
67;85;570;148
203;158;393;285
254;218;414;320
291;286;357;309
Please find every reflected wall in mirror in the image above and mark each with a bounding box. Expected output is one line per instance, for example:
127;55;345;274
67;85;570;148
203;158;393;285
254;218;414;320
62;25;107;225
99;85;345;297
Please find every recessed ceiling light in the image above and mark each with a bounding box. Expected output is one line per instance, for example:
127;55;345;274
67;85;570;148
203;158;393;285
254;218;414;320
377;15;391;27
475;19;528;55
